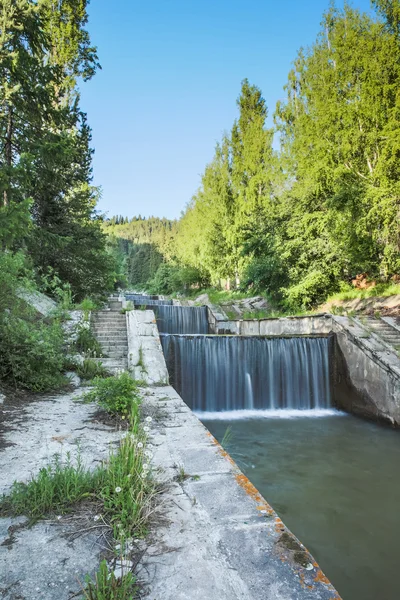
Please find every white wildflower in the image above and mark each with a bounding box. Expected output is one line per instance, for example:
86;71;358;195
137;442;143;449
147;443;154;450
142;463;149;471
145;416;152;423
144;450;153;458
143;426;150;433
115;486;122;493
56;515;62;521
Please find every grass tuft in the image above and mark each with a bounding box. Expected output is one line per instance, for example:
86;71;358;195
82;559;138;599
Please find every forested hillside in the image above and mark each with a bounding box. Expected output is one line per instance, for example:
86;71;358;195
0;0;116;391
104;217;178;290
111;1;400;308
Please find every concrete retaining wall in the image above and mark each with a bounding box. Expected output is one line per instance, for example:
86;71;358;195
126;310;169;385
332;317;400;425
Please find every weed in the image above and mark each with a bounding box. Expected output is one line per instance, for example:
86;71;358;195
120;301;134;314
77;359;110;381
82;373;141;417
75;325;104;358
0;452;103;519
135;346;147;373
82;561;136;599
221;426;234;450
81;560;138;599
174;464;190;483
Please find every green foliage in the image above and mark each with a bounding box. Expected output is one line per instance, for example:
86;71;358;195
75;324;104;358
1;382;154;540
0;452;103;519
0;252;67;392
82;560;137;600
283;271;333;310
0;0;115;301
76;359;110;381
82;373;141;417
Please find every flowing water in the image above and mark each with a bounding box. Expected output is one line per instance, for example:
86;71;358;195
161;334;332;412
125;294;173;306
203;414;400;600
156;305;209;334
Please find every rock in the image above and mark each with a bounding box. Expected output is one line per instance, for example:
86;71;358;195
194;293;210;304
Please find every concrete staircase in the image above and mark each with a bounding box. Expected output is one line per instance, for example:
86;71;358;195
362;316;400;352
91;299;129;372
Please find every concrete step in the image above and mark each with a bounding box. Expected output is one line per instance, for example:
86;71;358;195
92;315;126;321
92;327;127;337
99;341;128;348
95;332;128;338
99;345;129;352
102;351;127;358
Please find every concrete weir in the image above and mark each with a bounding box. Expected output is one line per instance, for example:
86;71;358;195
206;310;400;426
127;308;341;599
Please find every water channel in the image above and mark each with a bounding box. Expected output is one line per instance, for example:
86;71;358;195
135;300;400;599
203;414;400;600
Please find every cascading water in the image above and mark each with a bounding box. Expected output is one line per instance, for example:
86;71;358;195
161;334;333;415
125;294;173;306
155;305;209;334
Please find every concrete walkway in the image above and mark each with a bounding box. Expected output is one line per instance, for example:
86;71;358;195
0;388;121;600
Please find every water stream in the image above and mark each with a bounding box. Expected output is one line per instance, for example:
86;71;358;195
161;334;332;413
204;415;400;600
156;305;209;334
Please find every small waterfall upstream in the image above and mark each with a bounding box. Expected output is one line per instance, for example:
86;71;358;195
155;305;209;334
125;294;172;307
161;334;333;415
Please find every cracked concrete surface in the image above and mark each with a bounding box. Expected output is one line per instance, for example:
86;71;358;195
0;388;121;600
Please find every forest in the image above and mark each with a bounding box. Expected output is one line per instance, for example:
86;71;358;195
0;0;116;390
110;1;400;309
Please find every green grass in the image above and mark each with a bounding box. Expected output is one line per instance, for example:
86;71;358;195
0;372;154;600
0;452;103;519
82;372;141;417
77;359;110;381
82;560;138;599
326;282;400;304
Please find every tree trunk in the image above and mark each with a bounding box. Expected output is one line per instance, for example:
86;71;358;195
3;105;13;206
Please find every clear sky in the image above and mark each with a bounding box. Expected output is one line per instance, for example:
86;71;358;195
80;0;373;221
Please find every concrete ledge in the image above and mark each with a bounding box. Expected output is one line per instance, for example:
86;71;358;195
332;316;400;425
126;310;169;385
141;385;341;600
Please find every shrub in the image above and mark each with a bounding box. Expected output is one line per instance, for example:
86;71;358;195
82;373;141;416
75;324;104;358
76;359;110;381
283;270;334;309
0;252;67;392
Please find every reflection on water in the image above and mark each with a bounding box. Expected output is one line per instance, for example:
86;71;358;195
204;414;400;600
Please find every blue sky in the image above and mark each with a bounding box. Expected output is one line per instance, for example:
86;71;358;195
80;0;373;220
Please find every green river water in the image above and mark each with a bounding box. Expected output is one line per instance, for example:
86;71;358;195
203;413;400;600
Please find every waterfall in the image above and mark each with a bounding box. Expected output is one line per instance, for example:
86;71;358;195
161;334;332;413
125;294;173;306
156;305;209;334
